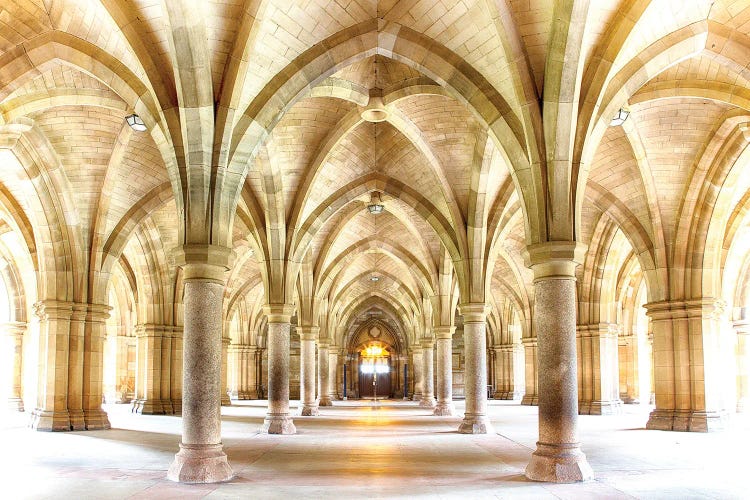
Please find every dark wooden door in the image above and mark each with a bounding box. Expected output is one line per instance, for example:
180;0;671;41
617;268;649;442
359;371;391;398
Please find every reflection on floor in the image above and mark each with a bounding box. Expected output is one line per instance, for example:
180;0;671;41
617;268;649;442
1;400;749;499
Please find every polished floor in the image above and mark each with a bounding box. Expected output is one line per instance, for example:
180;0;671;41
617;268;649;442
1;399;749;499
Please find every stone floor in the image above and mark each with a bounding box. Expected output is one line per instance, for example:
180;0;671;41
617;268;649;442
1;400;749;499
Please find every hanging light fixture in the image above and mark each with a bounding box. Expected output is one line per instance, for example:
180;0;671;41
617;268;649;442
610;108;630;127
369;275;379;282
367;191;384;214
125;113;147;132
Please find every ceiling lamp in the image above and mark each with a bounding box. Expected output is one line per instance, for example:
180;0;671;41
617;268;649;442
369;275;379;282
610;108;630;127
125;113;147;132
359;88;389;123
367;191;384;214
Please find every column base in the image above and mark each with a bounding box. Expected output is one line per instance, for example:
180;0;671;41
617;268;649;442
261;414;296;434
300;404;319;416
167;443;233;483
521;394;538;406
69;409;86;430
221;394;232;407
7;397;24;412
412;393;422;402
131;399;167;415
29;409;71;431
458;413;494;434
433;402;455;416
84;408;111;430
646;409;728;432
419;397;436;408
525;443;593;483
318;396;333;407
579;399;622;415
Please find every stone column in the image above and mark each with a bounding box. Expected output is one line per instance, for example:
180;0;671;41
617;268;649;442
260;304;296;434
420;339;436;408
221;337;231;406
169;326;183;414
115;334;135;403
246;346;259;399
510;342;525;400
67;303;86;430
434;326;455;415
645;299;728;431
577;323;622;415
521;337;538;405
318;340;332;406
132;324;166;415
328;348;338;401
227;344;240;399
82;304;112;429
495;343;525;400
618;334;639;403
2;322;25;411
30;301;73;431
524;243;592;483
736;320;750;412
298;327;319;416
168;246;233;483
492;345;504;398
411;345;423;401
458;304;493;433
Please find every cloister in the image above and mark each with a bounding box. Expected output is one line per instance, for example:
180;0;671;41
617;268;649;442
0;0;749;496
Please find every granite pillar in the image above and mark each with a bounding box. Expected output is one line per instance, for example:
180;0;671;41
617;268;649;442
458;303;493;434
298;327;319;416
524;242;592;483
167;246;233;483
260;304;296;434
433;326;455;415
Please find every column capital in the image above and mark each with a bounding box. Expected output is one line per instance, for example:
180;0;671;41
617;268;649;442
1;321;26;336
173;244;233;282
645;298;726;321
420;338;435;349
433;326;456;339
33;300;74;321
459;303;489;323
523;241;586;280
411;343;423;353
262;303;295;323
521;337;537;346
576;323;619;339
317;338;331;349
86;303;112;323
297;326;320;341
